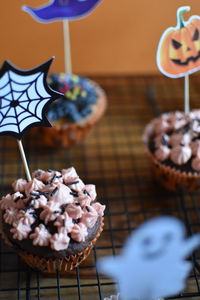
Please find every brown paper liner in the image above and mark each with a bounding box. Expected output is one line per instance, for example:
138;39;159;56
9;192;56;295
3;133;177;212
145;146;200;192
0;216;104;273
31;85;107;148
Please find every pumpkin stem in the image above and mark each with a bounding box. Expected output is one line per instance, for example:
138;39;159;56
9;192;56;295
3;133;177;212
177;6;191;28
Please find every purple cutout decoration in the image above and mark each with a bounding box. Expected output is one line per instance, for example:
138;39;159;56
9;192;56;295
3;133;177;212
22;0;102;23
0;58;61;140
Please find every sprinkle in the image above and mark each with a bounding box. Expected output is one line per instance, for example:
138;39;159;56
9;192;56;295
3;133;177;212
50;174;57;184
70;192;79;197
86;206;90;212
48;169;55;173
50;187;58;197
14;196;21;203
83;189;90;197
39;191;49;195
161;135;168;146
66;181;79;185
30;192;40;199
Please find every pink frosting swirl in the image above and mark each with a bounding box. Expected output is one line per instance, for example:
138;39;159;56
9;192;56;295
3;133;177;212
66;179;85;192
40;202;61;224
71;223;88;242
12;192;25;209
77;193;91;206
25;178;45;196
54;212;74;232
170;145;192;165
84;184;97;201
191;141;200;157
3;207;18;225
10;220;31;240
50;229;70;251
12;179;27;193
81;206;98;228
154;119;170;135
17;209;35;226
66;204;83;219
169;133;191;147
92;202;106;216
30;194;48;209
192;157;200;171
30;224;51;246
61;167;78;183
155;146;170;162
49;183;74;205
0;194;13;210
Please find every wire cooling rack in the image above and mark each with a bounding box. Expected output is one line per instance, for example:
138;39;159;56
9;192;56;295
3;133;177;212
1;74;200;299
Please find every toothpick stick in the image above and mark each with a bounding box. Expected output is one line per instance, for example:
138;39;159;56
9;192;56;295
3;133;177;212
63;20;72;74
17;139;32;182
184;74;190;114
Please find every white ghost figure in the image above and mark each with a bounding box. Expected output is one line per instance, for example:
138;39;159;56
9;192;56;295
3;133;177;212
98;216;200;300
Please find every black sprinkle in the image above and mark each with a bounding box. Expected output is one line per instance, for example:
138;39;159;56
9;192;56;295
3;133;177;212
84;189;90;197
39;191;49;195
48;169;54;173
76;203;81;206
14;196;21;203
72;219;79;224
161;135;168;146
70;192;79;197
56;175;62;179
61;204;68;213
54;210;60;214
50;187;58;197
50;174;57;184
66;180;79;185
180;143;185;147
183;123;191;133
22;205;34;211
86;206;90;212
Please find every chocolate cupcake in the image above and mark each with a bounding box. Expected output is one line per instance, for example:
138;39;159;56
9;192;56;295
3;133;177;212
0;167;105;272
32;73;107;147
143;110;200;192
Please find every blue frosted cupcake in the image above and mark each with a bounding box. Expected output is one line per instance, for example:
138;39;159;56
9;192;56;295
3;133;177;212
40;73;107;147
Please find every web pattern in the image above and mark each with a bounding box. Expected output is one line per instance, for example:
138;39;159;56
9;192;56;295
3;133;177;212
0;69;51;138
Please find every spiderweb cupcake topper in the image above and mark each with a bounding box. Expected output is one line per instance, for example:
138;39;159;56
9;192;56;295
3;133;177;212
22;0;102;74
0;58;61;181
156;6;200;114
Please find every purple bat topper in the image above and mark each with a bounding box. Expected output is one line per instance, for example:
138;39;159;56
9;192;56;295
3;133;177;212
22;0;102;23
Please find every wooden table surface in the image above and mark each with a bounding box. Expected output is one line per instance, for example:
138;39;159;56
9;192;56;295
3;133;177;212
0;75;200;299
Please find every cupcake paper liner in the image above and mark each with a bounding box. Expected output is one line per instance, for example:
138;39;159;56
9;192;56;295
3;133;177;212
0;216;104;273
145;145;200;192
31;85;107;147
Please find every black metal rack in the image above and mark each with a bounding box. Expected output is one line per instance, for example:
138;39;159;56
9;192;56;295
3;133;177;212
1;75;200;299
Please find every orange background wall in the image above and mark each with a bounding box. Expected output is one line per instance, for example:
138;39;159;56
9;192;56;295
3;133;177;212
1;0;200;74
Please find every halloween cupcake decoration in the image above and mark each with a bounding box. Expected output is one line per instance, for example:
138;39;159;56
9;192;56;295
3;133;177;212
157;6;200;79
0;167;105;272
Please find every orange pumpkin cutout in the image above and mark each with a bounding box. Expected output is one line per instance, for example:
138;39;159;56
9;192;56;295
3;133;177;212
157;6;200;78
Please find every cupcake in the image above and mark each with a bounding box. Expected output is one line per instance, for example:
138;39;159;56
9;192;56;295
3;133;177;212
0;167;105;272
32;73;107;147
143;110;200;192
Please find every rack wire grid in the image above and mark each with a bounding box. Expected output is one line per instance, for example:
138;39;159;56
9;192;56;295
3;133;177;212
1;74;200;300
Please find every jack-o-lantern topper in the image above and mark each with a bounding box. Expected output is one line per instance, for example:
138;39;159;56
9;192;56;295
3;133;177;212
157;6;200;78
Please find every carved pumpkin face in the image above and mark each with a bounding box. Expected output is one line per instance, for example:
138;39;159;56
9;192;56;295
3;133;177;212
157;7;200;78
